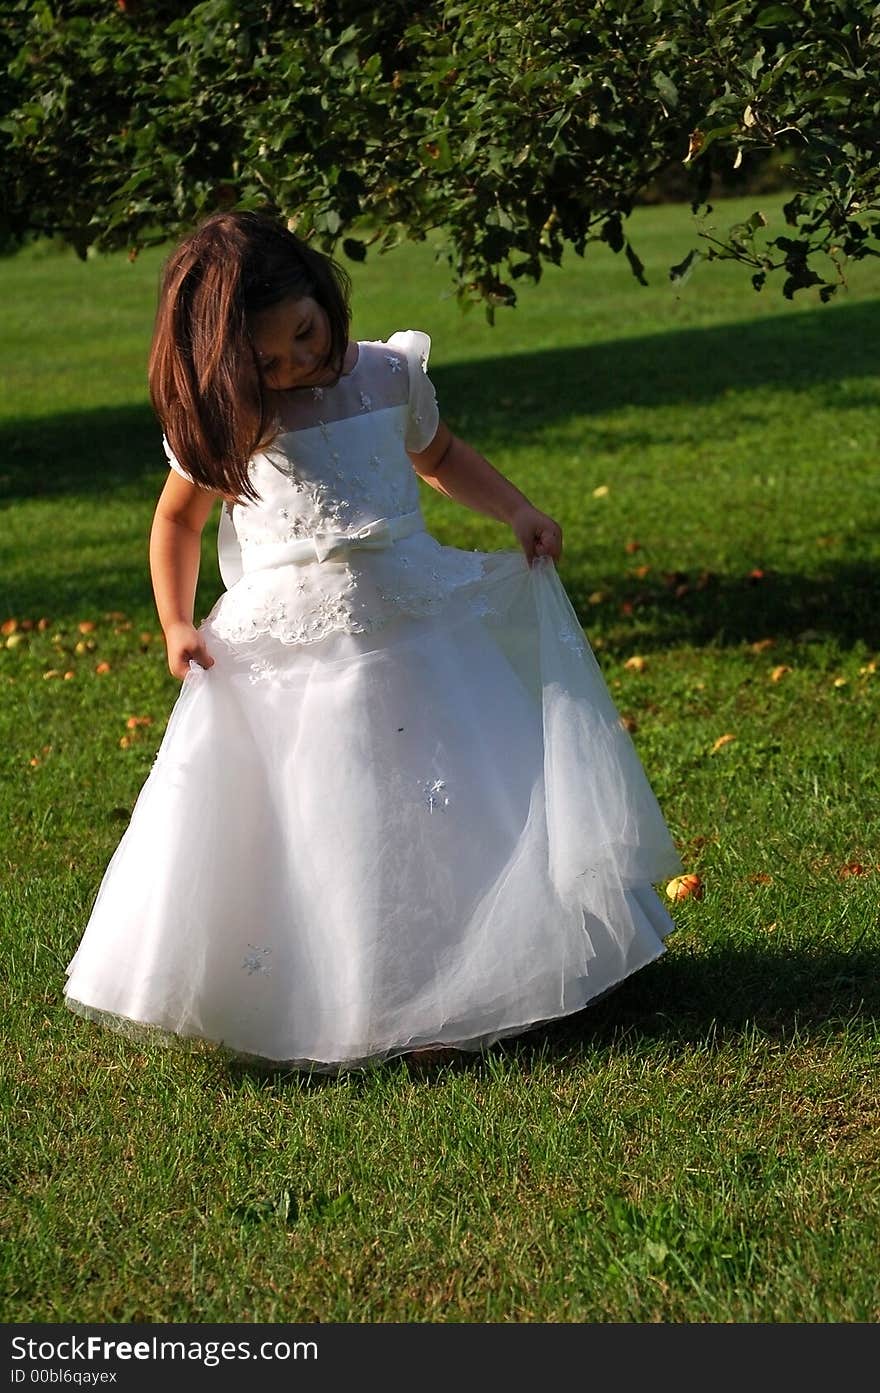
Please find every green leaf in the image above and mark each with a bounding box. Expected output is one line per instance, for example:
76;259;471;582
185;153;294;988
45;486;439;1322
601;215;624;254
625;240;648;286
1;0;872;310
754;5;801;26
653;72;679;111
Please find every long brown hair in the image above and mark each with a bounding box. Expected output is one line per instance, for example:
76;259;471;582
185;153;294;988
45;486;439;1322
149;211;352;503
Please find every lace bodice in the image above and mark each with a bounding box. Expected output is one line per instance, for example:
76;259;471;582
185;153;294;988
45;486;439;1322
164;330;487;647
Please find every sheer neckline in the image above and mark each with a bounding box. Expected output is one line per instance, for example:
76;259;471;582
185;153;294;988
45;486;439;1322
270;341;360;405
341;342;361;378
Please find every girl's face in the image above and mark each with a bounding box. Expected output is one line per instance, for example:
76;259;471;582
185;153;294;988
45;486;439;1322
249;294;338;392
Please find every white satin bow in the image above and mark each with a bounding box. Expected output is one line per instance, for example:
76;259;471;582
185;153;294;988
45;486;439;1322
230;509;426;583
312;517;394;564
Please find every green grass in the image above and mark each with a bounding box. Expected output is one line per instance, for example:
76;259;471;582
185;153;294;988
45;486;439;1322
2;196;879;1323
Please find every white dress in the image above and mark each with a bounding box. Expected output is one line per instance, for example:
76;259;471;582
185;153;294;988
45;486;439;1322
64;331;684;1070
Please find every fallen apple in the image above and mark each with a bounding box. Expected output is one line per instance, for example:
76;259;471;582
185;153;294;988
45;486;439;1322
665;873;704;902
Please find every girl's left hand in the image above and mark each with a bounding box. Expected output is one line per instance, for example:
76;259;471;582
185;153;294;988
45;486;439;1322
510;504;563;565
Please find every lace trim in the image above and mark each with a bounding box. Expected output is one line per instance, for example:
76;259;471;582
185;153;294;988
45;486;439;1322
204;546;489;653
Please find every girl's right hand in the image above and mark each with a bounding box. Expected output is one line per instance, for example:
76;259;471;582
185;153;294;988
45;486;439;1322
163;621;215;680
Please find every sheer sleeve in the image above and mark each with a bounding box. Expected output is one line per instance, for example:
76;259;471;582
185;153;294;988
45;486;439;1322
162;433;195;483
385;330;440;453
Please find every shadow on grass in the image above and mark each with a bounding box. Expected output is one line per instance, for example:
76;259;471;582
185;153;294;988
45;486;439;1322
524;940;880;1059
2;533;222;627
2;302;878;648
215;942;880;1093
3;545;876;655
2;299;880;507
573;559;880;653
0;405;162;503
440;297;880;442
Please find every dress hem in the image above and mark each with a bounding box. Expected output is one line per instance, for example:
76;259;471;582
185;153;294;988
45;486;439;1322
63;933;670;1076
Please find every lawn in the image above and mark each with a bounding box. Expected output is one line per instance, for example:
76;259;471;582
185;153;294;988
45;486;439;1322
1;195;879;1322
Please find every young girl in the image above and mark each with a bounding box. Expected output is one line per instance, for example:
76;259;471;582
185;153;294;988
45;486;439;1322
64;210;684;1071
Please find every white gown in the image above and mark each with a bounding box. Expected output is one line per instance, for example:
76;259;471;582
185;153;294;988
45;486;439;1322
64;331;684;1070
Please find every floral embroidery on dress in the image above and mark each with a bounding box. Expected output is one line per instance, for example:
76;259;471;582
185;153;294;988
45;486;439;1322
248;659;277;684
204;337;490;654
558;622;586;651
242;944;272;975
207;543;487;654
470;593;497;619
421;778;449;813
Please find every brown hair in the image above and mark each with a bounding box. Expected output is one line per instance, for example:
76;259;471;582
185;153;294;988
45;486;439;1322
148;211;352;503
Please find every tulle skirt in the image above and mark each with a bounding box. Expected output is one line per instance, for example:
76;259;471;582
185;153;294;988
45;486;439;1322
64;552;683;1071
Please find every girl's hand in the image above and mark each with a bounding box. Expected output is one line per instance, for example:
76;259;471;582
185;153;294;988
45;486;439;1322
510;503;563;565
163;621;215;680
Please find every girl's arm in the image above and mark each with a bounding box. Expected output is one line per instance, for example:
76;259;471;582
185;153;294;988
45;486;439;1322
408;422;563;564
149;474;223;677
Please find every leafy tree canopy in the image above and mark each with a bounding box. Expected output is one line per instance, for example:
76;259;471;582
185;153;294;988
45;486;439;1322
2;0;878;312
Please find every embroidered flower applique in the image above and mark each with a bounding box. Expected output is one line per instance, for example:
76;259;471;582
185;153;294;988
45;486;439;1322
359;392;372;412
242;944;272;975
558;622;586;652
206;405;489;652
248;659;277;684
385;354;402;372
421;778;449;813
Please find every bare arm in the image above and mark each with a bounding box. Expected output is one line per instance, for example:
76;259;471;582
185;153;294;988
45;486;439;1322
150;473;225;677
407;421;563;564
